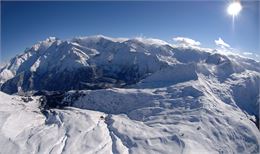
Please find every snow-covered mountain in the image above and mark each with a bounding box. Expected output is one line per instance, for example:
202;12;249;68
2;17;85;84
0;36;173;93
0;35;260;153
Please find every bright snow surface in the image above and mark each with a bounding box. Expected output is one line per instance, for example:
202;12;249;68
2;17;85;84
0;79;259;153
0;36;260;154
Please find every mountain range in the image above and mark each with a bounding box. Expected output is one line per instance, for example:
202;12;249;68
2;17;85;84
0;35;259;153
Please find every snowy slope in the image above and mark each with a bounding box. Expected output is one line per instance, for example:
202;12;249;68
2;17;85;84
0;35;260;154
0;92;113;154
0;76;259;153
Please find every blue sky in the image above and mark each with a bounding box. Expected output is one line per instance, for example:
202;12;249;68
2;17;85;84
1;1;259;62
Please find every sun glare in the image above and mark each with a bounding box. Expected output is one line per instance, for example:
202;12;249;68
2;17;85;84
227;2;242;16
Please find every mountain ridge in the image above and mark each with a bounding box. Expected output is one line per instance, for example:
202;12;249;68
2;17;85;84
1;35;259;94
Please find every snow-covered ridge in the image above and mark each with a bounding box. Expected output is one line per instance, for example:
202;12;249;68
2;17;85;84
72;35;128;43
1;35;259;94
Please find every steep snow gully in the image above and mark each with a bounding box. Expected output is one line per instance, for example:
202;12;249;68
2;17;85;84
0;35;260;154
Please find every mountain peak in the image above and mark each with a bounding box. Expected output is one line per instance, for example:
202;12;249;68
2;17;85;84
45;36;58;42
30;36;59;51
72;35;128;44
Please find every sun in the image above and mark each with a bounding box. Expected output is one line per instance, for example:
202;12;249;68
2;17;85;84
227;2;242;16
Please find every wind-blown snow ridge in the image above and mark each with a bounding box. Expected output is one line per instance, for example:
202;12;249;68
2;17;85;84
72;35;128;43
0;35;260;154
